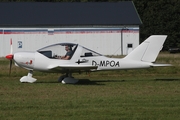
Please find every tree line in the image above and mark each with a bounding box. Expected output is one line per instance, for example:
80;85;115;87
1;0;180;50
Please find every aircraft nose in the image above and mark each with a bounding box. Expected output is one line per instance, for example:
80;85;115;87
14;52;35;69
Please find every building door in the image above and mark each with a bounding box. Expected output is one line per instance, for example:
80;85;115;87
127;43;133;54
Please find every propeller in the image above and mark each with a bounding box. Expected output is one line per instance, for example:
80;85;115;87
5;39;14;75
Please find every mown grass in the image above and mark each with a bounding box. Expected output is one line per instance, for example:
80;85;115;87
0;52;180;120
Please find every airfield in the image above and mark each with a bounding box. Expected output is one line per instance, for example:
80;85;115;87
0;52;180;120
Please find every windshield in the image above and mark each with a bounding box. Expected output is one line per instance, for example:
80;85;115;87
37;43;77;58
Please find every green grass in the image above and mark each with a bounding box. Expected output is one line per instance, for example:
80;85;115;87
1;52;180;120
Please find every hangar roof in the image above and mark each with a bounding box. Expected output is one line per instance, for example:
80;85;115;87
0;2;142;26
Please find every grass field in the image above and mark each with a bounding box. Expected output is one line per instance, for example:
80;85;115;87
0;52;180;120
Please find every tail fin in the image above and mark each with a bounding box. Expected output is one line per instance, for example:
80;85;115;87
124;35;167;62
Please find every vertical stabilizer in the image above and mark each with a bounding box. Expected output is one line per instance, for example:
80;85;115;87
124;35;167;62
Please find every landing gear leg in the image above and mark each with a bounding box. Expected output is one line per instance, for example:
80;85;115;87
20;70;37;83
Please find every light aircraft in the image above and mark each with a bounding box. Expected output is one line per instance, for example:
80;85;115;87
6;35;171;84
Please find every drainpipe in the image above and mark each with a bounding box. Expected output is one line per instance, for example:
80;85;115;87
121;27;129;55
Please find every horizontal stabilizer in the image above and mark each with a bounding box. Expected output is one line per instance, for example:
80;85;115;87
150;64;172;67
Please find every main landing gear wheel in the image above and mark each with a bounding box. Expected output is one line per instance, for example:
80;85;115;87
58;75;66;82
58;73;78;84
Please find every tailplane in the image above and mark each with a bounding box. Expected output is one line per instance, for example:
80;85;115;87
124;35;167;62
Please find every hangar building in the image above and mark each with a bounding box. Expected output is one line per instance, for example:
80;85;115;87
0;2;142;57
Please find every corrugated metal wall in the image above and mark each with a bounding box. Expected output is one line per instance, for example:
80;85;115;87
0;27;139;57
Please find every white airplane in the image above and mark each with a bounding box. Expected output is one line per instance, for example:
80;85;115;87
6;35;171;84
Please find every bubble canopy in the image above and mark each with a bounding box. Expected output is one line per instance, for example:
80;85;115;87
37;43;102;59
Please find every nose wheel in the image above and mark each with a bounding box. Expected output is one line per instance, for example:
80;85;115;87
20;70;37;83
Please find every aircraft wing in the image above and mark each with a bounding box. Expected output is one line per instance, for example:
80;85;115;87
48;64;98;72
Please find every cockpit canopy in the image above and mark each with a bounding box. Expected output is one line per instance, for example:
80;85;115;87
37;43;102;59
